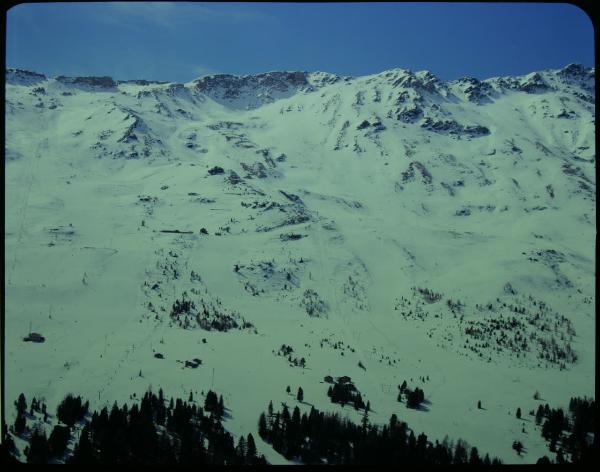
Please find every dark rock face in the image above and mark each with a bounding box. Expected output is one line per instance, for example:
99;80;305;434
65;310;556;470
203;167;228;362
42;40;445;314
227;170;242;184
413;71;443;94
307;72;341;89
420;118;490;138
118;117;140;143
163;83;186;97
258;71;308;89
457;77;494;104
6;68;47;86
492;72;552;94
557;64;595;93
371;120;386;132
194;71;309;98
280;233;304;241
241;162;269;178
56;75;117;89
279;190;303;205
208;166;225;175
558;63;593;80
391;70;444;95
518;73;550;94
207;121;244;131
396;105;423;123
401;161;433;186
463;124;491;137
117;79;169;86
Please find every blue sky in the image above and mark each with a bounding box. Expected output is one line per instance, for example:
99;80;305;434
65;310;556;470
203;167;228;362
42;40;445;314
6;2;594;82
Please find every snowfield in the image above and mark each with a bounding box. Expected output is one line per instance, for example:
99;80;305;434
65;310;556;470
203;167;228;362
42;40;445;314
4;64;595;463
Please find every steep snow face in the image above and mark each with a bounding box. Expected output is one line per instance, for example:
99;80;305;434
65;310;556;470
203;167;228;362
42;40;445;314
4;64;595;464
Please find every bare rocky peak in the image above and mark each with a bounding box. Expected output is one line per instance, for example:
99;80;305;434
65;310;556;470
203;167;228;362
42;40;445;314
376;68;444;93
55;75;117;89
307;71;341;86
117;79;170;86
6;64;593;111
558;63;594;80
6;68;47;86
193;71;310;96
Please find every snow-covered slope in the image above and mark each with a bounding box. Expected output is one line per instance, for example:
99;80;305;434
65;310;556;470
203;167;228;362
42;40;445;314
4;64;595;463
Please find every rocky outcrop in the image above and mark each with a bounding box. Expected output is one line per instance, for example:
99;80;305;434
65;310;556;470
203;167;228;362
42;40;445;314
56;75;117;90
193;71;310;107
455;77;494;104
6;68;47;86
420;118;490;138
558;63;594;82
117;79;169;86
518;72;551;94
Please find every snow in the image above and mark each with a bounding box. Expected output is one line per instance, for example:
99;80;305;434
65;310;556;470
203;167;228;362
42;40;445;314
4;64;595;464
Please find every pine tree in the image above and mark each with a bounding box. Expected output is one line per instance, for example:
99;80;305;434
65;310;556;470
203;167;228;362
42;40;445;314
286;385;291;394
218;395;225;418
15;393;27;416
267;401;274;428
26;426;49;464
454;439;468;464
3;431;17;459
469;447;481;464
70;425;96;464
204;390;218;413
246;433;257;463
258;412;268;439
13;413;26;436
477;400;482;409
236;435;246;459
535;405;544;425
48;425;70;458
389;413;398;430
361;408;369;434
516;407;522;419
297;387;304;402
512;440;523;455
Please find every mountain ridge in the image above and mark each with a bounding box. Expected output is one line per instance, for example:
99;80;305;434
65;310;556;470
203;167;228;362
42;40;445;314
6;62;594;91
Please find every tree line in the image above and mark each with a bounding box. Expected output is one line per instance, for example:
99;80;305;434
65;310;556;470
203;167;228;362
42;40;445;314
5;389;266;465
535;396;596;464
258;401;502;465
